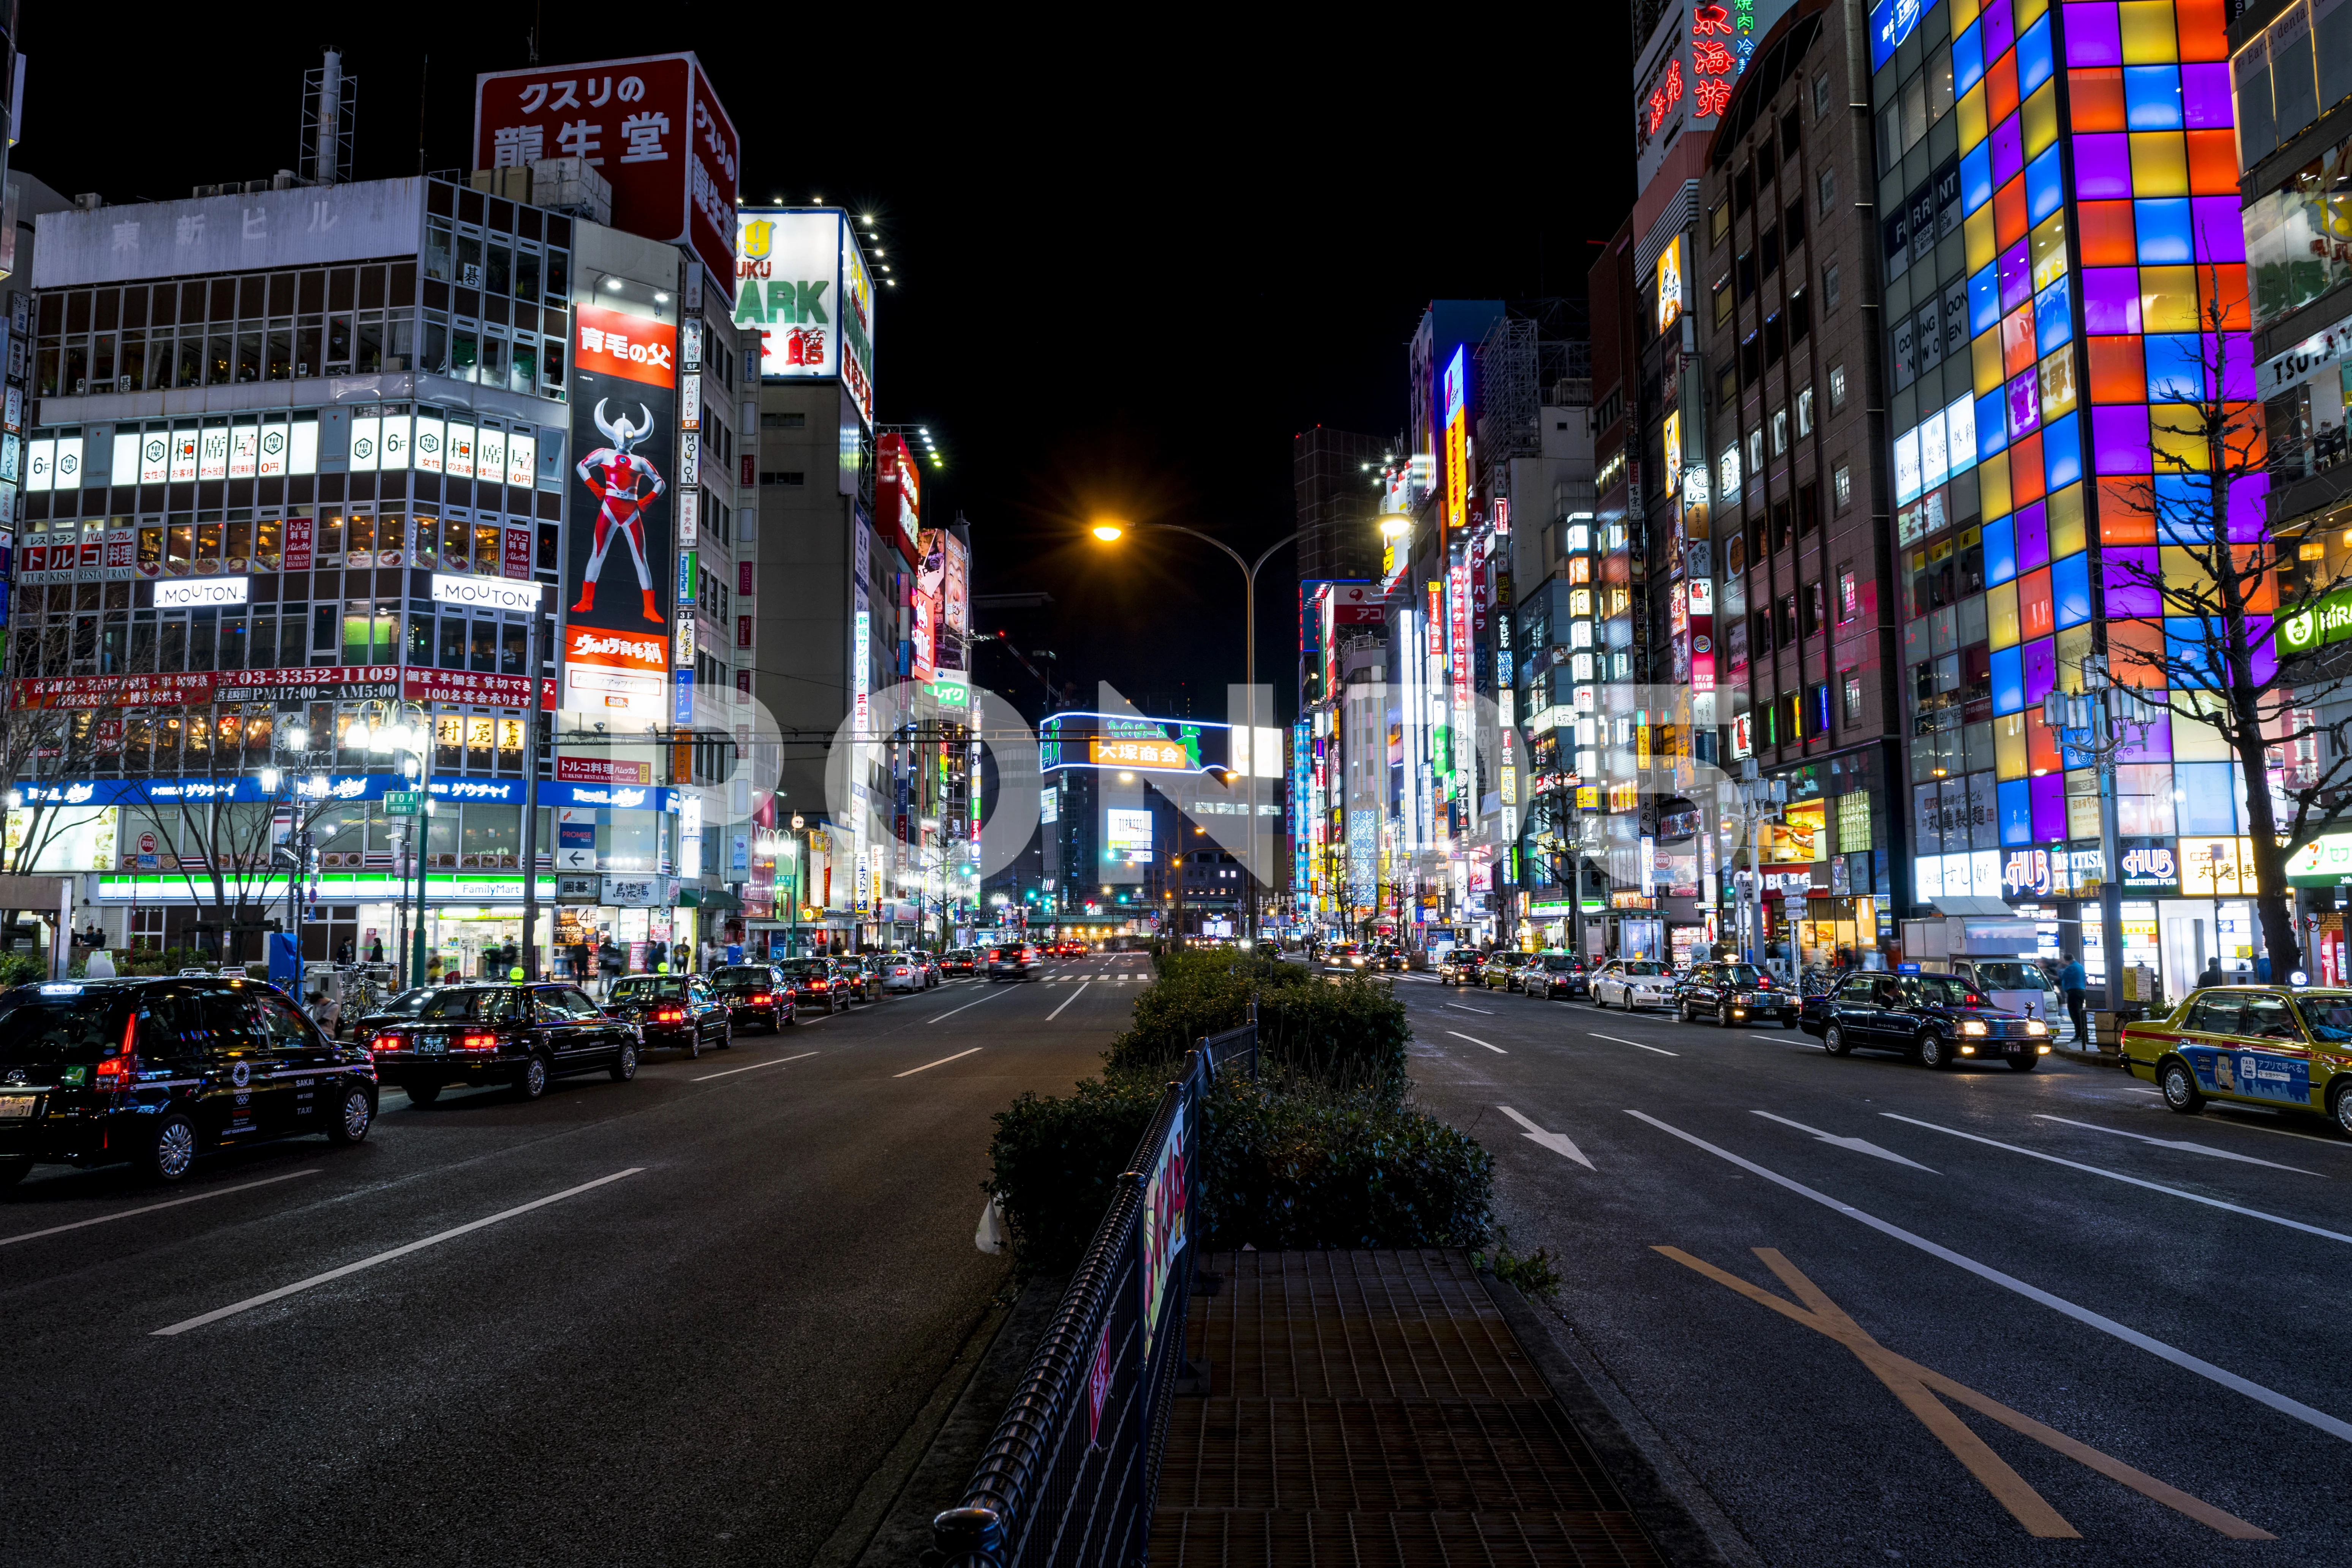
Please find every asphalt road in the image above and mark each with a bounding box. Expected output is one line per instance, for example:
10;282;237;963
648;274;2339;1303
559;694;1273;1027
1389;971;2352;1567
0;957;1145;1568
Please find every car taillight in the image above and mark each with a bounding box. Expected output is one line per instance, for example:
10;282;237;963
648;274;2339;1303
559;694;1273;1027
375;1032;406;1052
95;1012;138;1086
812;980;828;990
656;1008;684;1023
752;993;771;1004
459;1033;498;1051
893;967;908;975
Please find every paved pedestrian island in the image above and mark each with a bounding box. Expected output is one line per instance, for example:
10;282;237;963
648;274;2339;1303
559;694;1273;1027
1151;1250;1668;1567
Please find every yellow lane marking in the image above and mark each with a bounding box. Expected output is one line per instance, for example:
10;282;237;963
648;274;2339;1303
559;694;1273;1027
1655;1244;2273;1541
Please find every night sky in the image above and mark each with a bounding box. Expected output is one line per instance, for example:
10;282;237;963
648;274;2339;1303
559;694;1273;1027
19;6;1635;726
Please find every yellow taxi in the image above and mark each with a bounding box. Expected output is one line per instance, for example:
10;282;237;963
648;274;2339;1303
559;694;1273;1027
2121;985;2352;1135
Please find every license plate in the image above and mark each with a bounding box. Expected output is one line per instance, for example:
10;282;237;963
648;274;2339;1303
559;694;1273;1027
419;1039;446;1055
0;1094;35;1119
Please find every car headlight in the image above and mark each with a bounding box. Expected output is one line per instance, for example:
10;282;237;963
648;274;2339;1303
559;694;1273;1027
2026;1019;2048;1035
1735;992;1756;1004
1959;1020;1988;1036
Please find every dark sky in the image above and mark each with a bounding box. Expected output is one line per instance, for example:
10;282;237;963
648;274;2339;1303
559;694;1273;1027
19;6;1635;728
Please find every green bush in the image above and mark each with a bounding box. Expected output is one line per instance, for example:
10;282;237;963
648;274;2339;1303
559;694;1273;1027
1197;1079;1494;1252
986;1074;1167;1272
1105;950;1408;1102
0;953;44;988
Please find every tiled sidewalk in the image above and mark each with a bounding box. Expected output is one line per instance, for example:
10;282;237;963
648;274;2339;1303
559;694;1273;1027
1149;1250;1669;1567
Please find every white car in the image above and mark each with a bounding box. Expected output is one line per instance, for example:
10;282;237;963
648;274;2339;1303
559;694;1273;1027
1592;958;1677;1011
881;954;927;993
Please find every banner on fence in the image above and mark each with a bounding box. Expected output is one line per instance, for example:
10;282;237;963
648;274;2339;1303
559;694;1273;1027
1139;1101;1190;1365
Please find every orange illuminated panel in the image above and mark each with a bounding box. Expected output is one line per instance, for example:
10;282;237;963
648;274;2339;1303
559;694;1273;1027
2176;0;2230;58
2018;565;2055;639
2098;477;2157;544
1994;175;2029;249
2001;303;2040;377
2077;202;2137;265
2087;337;2147;403
2106;618;2165;681
2234;545;2276;612
2068;68;2126;131
1986;48;2020;125
2185;129;2237;194
1089;736;1190;770
2011;432;2047;509
2025;709;2062;773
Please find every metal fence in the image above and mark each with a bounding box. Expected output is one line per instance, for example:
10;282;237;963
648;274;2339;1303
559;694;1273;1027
933;1023;1258;1568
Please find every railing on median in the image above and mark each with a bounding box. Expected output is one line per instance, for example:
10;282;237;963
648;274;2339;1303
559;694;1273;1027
932;1021;1259;1568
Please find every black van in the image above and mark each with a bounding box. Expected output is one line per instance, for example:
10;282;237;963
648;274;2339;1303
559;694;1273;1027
0;977;379;1187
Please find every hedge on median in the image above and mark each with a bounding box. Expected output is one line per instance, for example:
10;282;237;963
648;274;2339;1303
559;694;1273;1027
1103;950;1411;1104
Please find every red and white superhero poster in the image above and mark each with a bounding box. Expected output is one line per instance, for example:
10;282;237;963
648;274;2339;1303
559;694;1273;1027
563;303;677;723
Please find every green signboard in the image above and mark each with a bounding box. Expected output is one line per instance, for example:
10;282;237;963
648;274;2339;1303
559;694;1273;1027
384;791;424;816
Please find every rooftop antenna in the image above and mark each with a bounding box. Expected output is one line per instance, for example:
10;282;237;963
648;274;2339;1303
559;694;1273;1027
299;46;357;185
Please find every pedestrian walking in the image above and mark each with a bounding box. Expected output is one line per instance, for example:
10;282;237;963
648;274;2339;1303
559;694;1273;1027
367;934;384;964
2061;955;2089;1046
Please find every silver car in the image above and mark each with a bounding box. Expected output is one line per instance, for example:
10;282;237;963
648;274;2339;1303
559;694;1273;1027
1592;958;1677;1011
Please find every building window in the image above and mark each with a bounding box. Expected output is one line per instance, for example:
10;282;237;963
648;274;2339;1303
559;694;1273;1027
1834;462;1853;509
1814;69;1833;120
1829;362;1847;410
1718;360;1739;406
760;411;806;429
1710;199;1730;248
1817;166;1835;217
1803;582;1824;637
1838;567;1858;622
760;471;805;487
1747;428;1764;474
1772;408;1789;455
1842;670;1863;726
1797;386;1816;437
1823;259;1841;311
1713;277;1734;329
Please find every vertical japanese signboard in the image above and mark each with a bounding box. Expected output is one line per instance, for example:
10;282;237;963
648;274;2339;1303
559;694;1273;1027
1442;346;1468;544
474;52;740;300
563;303;678;725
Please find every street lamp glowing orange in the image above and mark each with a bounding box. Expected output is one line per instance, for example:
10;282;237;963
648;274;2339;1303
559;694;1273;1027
1090;521;1126;542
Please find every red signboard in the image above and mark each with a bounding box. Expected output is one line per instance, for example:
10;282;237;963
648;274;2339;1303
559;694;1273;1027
875;433;922;567
503;527;535;580
574;304;678;388
1086;1321;1112;1448
556;755;653;785
473;54;739;300
13;665;405;710
1331;582;1385;625
401;670;555;710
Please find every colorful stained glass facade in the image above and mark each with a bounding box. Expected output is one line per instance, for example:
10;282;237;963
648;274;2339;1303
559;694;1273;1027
1877;0;2258;908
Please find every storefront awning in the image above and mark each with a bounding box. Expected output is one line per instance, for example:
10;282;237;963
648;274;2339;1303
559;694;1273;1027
680;887;741;911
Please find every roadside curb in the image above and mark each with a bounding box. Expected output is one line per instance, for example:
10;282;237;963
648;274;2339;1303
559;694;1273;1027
1479;1269;1761;1568
842;1270;1069;1568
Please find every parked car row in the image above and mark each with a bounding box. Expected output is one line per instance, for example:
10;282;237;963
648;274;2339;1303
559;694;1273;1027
0;947;989;1189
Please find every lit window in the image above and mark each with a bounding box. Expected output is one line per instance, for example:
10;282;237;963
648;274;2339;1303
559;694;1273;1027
1834;463;1853;509
1797;387;1816;437
1772;409;1789;455
1829;363;1847;409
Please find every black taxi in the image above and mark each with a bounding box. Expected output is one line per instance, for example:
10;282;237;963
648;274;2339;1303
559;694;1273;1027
1801;969;2052;1069
2123;985;2352;1133
606;974;733;1057
0;976;378;1187
1675;961;1799;1027
370;982;639;1102
710;964;798;1032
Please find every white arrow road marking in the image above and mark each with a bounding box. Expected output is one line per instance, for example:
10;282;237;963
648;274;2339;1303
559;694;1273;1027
0;1168;321;1250
1883;1113;2352;1244
1447;1031;1507;1054
1499;1106;1593;1169
1444;1001;1496;1015
2033;1113;2323;1173
692;1051;818;1083
1751;1109;1938;1171
896;1047;982;1078
1046;982;1092;1020
1623;1109;2352;1444
152;1168;644;1336
1590;1031;1679;1057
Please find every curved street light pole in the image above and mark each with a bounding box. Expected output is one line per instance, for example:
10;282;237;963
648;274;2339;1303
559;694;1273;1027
1120;524;1299;950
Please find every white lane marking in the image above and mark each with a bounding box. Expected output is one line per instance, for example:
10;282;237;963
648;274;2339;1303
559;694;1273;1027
1882;1113;2352;1244
927;991;1011;1024
1447;1031;1507;1054
152;1168;644;1337
0;1169;322;1250
1751;1109;1936;1171
2121;1087;2162;1097
1046;983;1092;1021
2032;1113;2322;1174
1444;1002;1496;1015
1499;1105;1593;1169
1591;1032;1679;1057
691;1051;818;1083
1623;1109;2352;1444
896;1047;983;1078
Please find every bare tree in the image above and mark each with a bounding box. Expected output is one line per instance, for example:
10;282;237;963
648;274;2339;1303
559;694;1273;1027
2103;263;2352;975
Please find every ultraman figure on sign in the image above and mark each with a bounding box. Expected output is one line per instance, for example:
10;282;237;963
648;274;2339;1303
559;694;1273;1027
572;400;669;623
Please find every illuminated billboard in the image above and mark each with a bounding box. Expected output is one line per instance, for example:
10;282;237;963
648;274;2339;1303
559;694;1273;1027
474;53;740;299
562;302;677;724
1106;808;1154;864
733;208;876;426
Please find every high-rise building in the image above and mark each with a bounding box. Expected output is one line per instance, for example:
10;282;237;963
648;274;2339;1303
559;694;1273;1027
1293;425;1387;584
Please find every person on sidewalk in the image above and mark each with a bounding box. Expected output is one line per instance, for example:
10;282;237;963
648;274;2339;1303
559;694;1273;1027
2060;956;2089;1046
2199;956;2225;990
